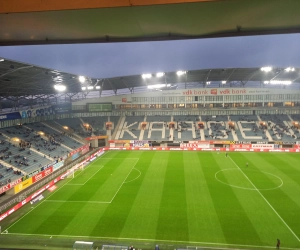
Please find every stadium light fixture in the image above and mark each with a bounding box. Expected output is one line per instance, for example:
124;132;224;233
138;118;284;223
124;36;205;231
264;80;291;85
261;66;272;72
95;86;101;89
142;74;152;79
156;72;165;77
147;84;170;89
206;81;211;85
81;87;86;90
79;76;86;83
0;58;4;62
87;86;94;90
54;84;66;91
285;67;295;72
176;71;186;76
222;81;226;84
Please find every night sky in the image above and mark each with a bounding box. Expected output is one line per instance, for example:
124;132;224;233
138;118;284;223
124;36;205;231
0;33;300;79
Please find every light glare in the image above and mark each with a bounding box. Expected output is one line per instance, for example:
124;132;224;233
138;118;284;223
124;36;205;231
79;76;86;83
142;74;152;79
264;80;291;85
176;71;186;76
156;72;165;77
285;67;295;72
54;84;66;91
147;84;169;89
261;67;272;72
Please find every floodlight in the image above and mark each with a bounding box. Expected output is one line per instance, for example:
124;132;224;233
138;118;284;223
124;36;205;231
176;71;186;76
79;76;86;83
261;67;272;72
54;84;66;91
147;84;167;89
87;86;93;90
95;86;101;89
0;59;4;62
156;72;165;77
81;87;86;90
285;67;295;72
264;80;291;85
142;74;152;79
206;81;211;85
222;81;226;84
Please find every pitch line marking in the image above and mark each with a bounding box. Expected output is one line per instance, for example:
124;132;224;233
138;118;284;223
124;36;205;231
100;158;140;160
3;232;299;250
214;168;283;191
109;158;139;203
124;168;141;183
45;200;110;204
228;156;300;243
1;159;101;234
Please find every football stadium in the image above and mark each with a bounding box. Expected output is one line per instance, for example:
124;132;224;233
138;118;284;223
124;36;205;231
1;1;300;250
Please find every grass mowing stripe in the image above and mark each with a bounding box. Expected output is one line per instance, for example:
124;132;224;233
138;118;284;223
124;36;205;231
200;152;263;245
228;155;300;243
2;158;100;234
109;158;139;203
2;151;300;249
156;152;189;241
184;152;225;243
89;151;148;238
119;151;168;239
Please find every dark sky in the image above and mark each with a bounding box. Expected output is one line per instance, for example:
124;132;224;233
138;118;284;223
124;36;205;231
0;33;300;79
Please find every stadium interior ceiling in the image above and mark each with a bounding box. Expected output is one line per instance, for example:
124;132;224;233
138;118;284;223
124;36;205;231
0;57;300;99
1;0;300;45
1;0;300;107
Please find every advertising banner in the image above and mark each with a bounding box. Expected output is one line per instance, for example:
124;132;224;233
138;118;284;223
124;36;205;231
19;106;53;118
53;160;64;171
14;177;33;194
72;152;80;161
108;140;132;144
133;140;151;148
230;144;252;149
85;135;108;141
180;142;210;149
0;112;22;121
69;144;89;157
251;144;274;149
32;167;53;183
0;177;22;195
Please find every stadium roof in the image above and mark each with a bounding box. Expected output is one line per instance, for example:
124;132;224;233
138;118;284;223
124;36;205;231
0;58;300;98
1;0;300;46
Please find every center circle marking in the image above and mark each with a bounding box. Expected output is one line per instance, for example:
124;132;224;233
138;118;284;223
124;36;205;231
215;168;283;191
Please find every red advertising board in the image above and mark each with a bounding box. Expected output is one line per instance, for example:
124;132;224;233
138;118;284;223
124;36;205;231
230;144;251;149
0;177;22;195
69;144;88;156
32;167;53;183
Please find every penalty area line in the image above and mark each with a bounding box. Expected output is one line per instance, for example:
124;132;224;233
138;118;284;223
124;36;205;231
1;159;101;234
3;232;299;250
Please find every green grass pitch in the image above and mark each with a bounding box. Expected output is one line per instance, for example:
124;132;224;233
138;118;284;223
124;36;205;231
1;150;300;249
